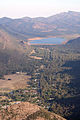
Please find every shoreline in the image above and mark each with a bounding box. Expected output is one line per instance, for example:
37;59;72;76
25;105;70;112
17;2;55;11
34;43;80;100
28;43;65;46
27;34;80;40
27;34;80;45
27;36;61;41
28;36;66;45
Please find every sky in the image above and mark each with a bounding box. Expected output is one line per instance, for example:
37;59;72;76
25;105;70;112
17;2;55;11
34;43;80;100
0;0;80;18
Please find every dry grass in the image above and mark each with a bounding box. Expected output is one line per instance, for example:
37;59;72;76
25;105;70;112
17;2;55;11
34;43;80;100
0;73;31;92
0;102;40;120
36;117;46;120
30;56;42;60
0;102;66;120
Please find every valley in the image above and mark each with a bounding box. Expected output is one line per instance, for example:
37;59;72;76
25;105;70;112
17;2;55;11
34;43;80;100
0;11;80;120
0;37;80;120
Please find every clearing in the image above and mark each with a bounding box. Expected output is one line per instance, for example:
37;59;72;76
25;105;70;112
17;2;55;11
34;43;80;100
0;73;31;92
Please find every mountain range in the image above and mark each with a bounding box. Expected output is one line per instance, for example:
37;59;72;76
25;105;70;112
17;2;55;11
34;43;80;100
0;11;80;42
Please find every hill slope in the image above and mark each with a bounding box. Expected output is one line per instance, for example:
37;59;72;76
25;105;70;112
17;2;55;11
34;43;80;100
0;102;66;120
0;27;26;51
0;11;80;40
66;37;80;48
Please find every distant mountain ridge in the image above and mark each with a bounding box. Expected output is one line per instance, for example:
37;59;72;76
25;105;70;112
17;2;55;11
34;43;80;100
66;37;80;49
0;11;80;41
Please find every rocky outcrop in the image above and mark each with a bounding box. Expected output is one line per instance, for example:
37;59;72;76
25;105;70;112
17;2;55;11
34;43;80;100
0;102;66;120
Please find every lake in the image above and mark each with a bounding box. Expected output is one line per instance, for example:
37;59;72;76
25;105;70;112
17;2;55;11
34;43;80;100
29;37;66;45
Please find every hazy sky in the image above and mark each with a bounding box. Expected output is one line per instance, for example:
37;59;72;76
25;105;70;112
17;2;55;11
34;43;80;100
0;0;80;18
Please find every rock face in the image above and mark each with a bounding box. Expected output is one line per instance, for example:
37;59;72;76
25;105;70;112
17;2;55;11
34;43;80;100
0;102;66;120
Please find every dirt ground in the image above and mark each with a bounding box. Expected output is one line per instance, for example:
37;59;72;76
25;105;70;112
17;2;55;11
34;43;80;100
0;73;31;92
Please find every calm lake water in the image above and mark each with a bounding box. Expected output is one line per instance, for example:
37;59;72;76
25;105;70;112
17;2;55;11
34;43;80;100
30;37;65;45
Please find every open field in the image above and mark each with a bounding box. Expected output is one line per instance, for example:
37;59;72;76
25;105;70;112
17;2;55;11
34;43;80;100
0;73;31;92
